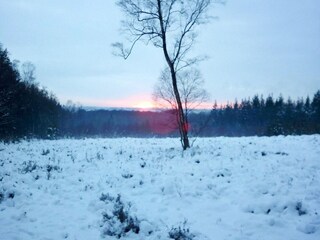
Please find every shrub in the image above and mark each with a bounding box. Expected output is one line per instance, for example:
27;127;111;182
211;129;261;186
20;161;38;174
41;149;50;155
168;221;195;240
0;191;4;203
46;164;61;180
296;202;307;216
101;194;140;238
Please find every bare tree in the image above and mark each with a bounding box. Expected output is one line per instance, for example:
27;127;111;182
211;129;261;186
114;0;216;150
153;67;209;137
21;61;36;85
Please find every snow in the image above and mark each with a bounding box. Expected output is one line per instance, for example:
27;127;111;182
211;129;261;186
0;135;319;239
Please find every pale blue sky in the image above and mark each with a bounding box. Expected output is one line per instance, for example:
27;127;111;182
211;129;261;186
1;0;319;107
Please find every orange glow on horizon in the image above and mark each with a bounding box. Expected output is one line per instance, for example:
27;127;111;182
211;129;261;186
70;96;220;110
75;95;157;109
133;101;155;110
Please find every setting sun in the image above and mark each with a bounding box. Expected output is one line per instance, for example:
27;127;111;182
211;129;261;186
133;101;155;110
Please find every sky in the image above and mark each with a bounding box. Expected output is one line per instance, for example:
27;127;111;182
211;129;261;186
0;0;319;108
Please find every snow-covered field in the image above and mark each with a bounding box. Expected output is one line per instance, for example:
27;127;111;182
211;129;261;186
0;136;319;240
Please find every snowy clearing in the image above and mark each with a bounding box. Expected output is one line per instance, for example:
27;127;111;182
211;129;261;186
0;136;320;240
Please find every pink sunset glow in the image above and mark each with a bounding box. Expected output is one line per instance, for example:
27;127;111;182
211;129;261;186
75;95;215;110
75;95;155;109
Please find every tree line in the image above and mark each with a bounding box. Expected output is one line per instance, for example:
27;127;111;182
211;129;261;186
192;92;320;137
55;91;320;138
0;44;64;140
1;44;319;141
13;91;320;139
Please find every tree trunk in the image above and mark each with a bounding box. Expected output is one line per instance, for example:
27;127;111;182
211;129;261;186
157;0;190;150
170;67;190;150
